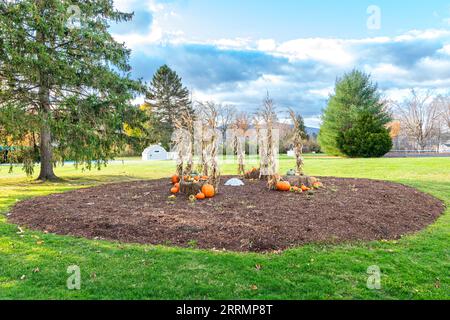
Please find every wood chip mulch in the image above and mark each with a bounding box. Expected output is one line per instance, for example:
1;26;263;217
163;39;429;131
8;176;445;252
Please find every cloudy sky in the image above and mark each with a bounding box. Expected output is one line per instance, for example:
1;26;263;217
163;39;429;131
112;0;450;127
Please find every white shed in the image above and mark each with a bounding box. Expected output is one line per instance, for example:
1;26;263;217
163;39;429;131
142;145;168;161
439;142;450;153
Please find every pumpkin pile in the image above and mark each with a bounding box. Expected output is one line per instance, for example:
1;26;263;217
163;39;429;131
169;174;215;201
276;173;324;193
195;183;215;200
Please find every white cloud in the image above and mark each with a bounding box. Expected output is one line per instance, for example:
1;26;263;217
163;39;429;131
417;57;450;73
308;87;334;98
364;63;409;82
438;44;450;55
394;29;450;42
111;2;450;121
212;38;253;50
275;38;355;66
304;117;322;128
382;88;412;101
113;0;183;46
113;0;136;11
257;39;277;52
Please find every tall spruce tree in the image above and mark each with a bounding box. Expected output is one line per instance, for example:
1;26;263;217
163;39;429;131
318;70;392;157
0;0;144;180
145;65;193;148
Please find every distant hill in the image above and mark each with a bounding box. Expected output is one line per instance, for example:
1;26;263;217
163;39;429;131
306;127;320;136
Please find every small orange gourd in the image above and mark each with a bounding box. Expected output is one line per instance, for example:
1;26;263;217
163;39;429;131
171;175;180;184
170;186;179;194
195;193;206;200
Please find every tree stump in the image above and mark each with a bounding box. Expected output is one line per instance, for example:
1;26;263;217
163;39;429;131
284;175;317;188
244;168;261;180
179;180;206;196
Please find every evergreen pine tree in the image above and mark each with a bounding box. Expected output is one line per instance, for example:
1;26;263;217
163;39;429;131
318;70;392;157
0;0;145;180
145;65;193;148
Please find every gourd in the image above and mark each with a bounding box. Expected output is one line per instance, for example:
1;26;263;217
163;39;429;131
195;193;206;200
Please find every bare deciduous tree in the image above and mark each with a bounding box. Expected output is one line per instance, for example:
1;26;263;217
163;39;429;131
217;104;237;138
440;96;450;130
394;90;442;150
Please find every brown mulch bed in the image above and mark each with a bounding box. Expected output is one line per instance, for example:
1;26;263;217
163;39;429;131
8;176;445;252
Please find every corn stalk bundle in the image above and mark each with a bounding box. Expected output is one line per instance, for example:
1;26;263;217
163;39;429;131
181;112;195;175
288;108;304;175
259;95;279;189
172;118;186;177
231;125;246;176
206;106;220;193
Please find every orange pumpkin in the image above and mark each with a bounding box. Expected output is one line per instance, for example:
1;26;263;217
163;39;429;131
201;175;209;180
195;192;206;200
174;183;180;189
301;185;310;192
170;186;179;194
171;175;180;184
201;184;215;198
312;181;322;189
276;181;291;192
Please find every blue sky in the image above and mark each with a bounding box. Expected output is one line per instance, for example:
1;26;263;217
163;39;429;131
112;0;450;127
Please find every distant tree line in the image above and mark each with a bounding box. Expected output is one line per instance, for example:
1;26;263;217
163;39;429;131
391;91;449;151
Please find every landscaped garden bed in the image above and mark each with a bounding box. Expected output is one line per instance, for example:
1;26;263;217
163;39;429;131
8;176;444;252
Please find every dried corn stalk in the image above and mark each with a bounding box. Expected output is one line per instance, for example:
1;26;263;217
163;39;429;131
181;111;195;175
232;113;249;176
258;94;279;189
288;108;304;175
172;118;185;177
197;101;221;193
253;117;266;177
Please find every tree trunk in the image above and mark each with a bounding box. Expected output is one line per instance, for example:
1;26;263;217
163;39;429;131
36;14;58;182
37;119;58;181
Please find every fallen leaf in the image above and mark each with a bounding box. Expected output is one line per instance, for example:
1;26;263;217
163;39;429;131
20;275;26;280
255;264;262;271
435;278;441;288
250;285;258;290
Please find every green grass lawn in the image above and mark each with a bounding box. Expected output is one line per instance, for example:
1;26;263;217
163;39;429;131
0;156;449;299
